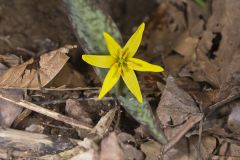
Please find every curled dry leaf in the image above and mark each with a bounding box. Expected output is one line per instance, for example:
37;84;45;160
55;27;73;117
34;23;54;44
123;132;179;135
0;45;76;88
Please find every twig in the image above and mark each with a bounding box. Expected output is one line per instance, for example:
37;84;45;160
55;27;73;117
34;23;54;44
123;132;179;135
206;94;240;117
16;47;36;57
42;122;74;130
163;113;203;153
12;108;32;128
35;97;115;105
0;94;92;131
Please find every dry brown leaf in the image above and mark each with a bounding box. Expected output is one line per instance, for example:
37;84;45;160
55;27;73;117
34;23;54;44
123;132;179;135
47;63;85;88
141;141;162;160
65;99;93;138
0;57;23;128
0;45;76;88
0;89;23;127
118;132;144;160
227;106;240;135
145;1;205;77
65;99;93;125
157;76;199;125
187;0;240;99
121;144;144;160
174;32;198;58
189;89;218;109
141;136;216;160
187;31;221;88
145;2;186;60
100;132;124;160
219;141;240;158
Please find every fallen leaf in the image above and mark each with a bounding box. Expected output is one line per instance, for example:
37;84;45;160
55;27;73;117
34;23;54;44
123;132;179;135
0;89;23;127
118;132;136;145
174;32;198;58
100;132;124;160
47;63;85;88
141;140;162;160
141;136;216;160
0;45;76;88
186;31;220;88
187;0;240;100
219;141;240;157
65;99;93;125
121;144;144;160
0;58;23;128
118;132;144;160
157;75;199;125
65;99;93;138
227;106;240;135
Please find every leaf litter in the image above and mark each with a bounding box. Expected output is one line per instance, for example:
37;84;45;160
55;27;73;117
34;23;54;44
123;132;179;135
1;0;240;159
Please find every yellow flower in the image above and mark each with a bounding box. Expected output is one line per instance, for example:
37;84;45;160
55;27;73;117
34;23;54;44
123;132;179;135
82;23;164;103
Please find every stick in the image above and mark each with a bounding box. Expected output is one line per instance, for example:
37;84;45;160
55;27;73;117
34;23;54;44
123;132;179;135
206;94;240;117
0;94;92;131
35;96;114;105
163;113;203;153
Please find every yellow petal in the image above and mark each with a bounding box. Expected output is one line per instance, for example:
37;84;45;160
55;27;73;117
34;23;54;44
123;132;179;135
121;67;142;103
127;58;164;72
98;63;121;99
103;32;122;57
82;55;116;68
123;23;145;58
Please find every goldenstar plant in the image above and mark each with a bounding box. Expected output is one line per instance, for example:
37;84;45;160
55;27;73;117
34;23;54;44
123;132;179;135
82;23;164;103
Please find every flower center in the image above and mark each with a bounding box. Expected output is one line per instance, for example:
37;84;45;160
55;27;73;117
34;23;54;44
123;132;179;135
117;57;127;67
116;48;129;69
